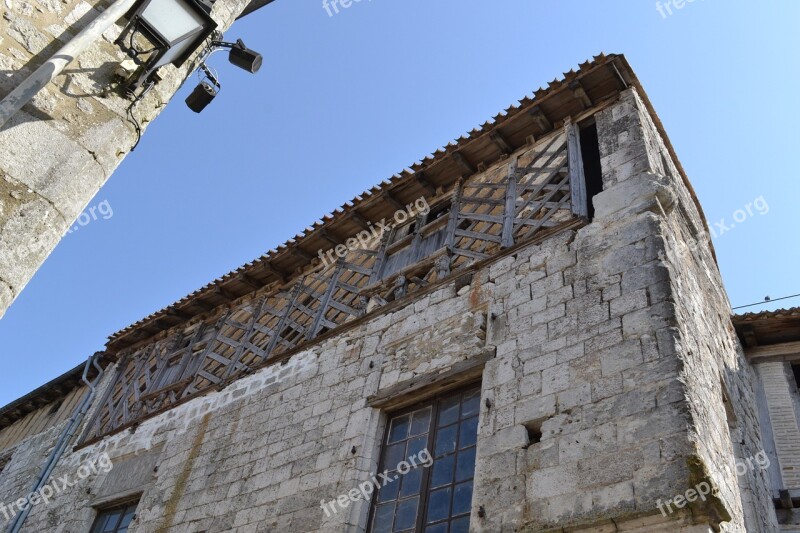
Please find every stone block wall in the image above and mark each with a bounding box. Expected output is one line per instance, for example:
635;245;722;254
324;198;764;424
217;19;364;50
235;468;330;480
0;87;779;533
0;0;253;317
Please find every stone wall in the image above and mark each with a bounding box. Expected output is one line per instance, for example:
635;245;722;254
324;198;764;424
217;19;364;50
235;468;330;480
597;89;778;532
0;88;779;533
0;0;253;317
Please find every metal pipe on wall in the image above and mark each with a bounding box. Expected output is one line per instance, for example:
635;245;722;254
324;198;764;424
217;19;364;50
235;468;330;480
0;0;136;128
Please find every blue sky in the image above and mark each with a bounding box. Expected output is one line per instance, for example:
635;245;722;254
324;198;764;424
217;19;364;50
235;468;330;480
1;0;798;406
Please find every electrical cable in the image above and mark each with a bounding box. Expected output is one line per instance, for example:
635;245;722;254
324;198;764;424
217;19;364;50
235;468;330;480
732;293;800;311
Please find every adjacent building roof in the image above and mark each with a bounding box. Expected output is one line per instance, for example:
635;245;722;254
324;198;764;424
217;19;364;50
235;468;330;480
733;306;800;347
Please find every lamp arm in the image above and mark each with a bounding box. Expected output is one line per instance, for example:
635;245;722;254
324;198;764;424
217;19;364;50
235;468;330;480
211;39;247;50
199;63;221;89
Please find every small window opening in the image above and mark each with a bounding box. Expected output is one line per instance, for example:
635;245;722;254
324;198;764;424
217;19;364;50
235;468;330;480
524;421;543;446
579;122;603;221
425;201;451;224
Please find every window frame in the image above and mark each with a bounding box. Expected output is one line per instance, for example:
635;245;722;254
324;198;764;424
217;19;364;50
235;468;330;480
366;383;481;533
90;499;139;533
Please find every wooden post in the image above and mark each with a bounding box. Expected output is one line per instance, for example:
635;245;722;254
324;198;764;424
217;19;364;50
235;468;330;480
308;261;344;340
369;231;392;285
222;296;268;381
445;178;464;251
566;118;589;219
501;158;518;248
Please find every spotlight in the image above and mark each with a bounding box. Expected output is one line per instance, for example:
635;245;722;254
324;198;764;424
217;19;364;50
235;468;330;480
228;39;263;73
184;38;262;113
186;81;218;113
185;63;220;113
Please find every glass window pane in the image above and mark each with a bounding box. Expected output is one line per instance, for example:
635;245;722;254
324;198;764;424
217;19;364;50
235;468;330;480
434;425;457;457
438;396;460;427
399;467;423;498
394;497;418;531
373;502;396;533
385;442;406;471
119;508;136;528
450;516;470;533
425;524;448;533
389;415;410;443
378;476;400;502
410;407;432;435
407;435;428;463
461;389;480;418
102;511;122;532
455;447;476;483
458;417;478;449
431;454;454;488
452;481;473;516
426;487;452;523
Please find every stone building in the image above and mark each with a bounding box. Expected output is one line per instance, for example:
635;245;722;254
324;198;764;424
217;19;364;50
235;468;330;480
0;54;792;532
0;0;273;318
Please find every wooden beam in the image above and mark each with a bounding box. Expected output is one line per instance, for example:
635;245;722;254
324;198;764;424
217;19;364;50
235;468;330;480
489;131;513;155
746;341;800;361
237;273;261;290
501;160;517;248
167;308;193;321
528;107;552;133
263;261;289;282
349;210;372;231
215;285;238;301
569;80;593;110
565;118;589;219
382;191;405;212
320;229;343;247
291;247;314;261
741;325;758;348
451;152;475;175
415;173;436;196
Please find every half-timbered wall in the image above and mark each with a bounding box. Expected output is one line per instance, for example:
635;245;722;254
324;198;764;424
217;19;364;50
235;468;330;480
81;123;591;445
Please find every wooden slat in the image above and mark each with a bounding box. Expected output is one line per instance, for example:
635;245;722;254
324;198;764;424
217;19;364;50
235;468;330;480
566;118;589;219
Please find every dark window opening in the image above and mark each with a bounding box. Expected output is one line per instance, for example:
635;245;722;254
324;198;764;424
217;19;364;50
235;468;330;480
791;364;800;390
524;422;543;445
579;122;603;221
90;500;139;533
425;201;451;224
368;386;480;533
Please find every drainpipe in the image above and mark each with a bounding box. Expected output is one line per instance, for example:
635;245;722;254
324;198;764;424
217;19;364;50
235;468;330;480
7;352;106;533
0;0;136;128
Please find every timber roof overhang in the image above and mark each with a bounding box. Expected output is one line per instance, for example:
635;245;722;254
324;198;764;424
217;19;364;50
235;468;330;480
0;357;104;431
733;307;800;348
105;53;710;353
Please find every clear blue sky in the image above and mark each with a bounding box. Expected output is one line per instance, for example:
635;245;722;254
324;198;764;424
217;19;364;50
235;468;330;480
1;0;798;406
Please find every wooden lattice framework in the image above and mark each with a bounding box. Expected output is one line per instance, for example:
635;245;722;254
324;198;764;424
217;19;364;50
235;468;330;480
81;123;589;444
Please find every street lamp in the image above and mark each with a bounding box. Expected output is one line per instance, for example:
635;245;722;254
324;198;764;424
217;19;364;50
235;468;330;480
116;0;218;92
